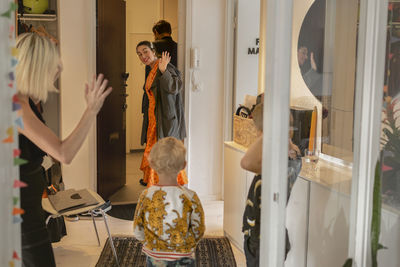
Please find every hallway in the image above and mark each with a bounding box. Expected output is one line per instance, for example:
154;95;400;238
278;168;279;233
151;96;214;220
51;152;246;266
108;152;145;205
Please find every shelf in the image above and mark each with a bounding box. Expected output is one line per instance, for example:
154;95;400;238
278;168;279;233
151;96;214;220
18;13;57;22
224;141;247;153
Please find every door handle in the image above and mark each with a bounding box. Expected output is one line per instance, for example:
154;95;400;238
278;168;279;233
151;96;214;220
120;93;129;97
109;132;120;143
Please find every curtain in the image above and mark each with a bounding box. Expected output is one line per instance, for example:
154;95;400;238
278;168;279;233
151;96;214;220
0;1;22;267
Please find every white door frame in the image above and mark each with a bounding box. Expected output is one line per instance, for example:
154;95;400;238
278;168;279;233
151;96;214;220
259;0;294;265
349;0;388;265
181;0;192;180
258;0;389;265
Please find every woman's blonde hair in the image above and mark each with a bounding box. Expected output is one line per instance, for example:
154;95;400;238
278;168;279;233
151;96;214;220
16;33;59;102
149;137;186;175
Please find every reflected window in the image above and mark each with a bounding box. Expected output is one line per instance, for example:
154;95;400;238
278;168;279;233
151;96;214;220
381;2;400;209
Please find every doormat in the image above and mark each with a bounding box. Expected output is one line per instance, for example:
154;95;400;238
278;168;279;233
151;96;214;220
106;204;137;221
95;236;237;267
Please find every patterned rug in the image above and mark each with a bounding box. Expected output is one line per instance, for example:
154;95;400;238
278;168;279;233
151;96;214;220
95;236;237;267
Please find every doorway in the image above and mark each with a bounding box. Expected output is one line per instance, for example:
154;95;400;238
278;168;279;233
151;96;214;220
105;0;180;204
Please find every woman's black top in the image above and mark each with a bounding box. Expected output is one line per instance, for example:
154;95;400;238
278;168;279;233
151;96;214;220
19;98;46;174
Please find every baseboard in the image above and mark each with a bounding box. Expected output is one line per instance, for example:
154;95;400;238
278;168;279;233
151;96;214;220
198;194;222;202
224;231;244;253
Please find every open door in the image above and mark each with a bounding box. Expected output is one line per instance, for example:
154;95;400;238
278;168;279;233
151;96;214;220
96;0;127;199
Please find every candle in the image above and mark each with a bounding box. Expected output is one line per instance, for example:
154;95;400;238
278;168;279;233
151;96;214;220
308;106;317;152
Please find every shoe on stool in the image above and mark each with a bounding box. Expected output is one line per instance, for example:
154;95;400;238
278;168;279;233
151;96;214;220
139;179;147;187
79;200;112;218
64;215;79;222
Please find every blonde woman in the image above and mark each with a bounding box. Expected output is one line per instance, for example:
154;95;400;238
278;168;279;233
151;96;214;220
16;33;112;266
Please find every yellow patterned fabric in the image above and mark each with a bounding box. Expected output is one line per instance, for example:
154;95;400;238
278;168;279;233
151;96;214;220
133;186;205;261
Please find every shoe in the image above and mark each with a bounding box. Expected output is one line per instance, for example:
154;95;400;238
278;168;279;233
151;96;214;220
139;179;148;186
98;200;112;213
79;200;112;218
64;215;79;222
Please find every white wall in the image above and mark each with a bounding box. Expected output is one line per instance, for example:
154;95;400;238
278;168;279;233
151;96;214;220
186;0;226;200
234;0;260;108
59;0;96;190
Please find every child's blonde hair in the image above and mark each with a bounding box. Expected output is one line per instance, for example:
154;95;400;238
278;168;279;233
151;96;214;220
149;137;186;174
16;33;59;102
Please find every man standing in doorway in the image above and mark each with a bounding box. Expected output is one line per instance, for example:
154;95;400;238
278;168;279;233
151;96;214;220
152;20;178;67
145;20;178;77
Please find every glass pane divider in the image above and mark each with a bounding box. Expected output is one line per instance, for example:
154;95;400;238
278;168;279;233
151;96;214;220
349;0;389;265
259;0;294;266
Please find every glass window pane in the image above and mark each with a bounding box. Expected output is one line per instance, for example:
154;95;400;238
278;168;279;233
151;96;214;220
286;0;358;266
378;2;400;265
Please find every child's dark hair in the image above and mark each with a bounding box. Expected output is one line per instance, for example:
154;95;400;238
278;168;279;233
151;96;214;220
136;40;155;51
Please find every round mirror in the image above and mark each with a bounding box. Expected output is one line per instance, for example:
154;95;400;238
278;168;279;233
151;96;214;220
297;0;325;100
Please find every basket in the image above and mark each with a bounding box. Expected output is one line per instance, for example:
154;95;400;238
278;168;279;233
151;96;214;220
233;115;259;148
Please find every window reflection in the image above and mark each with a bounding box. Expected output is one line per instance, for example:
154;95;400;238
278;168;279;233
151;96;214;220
381;2;400;210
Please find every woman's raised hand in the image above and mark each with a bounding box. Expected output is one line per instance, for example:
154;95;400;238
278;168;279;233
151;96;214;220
310;52;317;71
158;51;171;73
85;74;113;115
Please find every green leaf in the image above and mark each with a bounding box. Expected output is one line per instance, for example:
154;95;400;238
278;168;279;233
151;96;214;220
13;157;28;166
343;258;353;267
0;2;17;18
371;161;385;267
10;3;18;11
378;243;387;250
0;10;11;18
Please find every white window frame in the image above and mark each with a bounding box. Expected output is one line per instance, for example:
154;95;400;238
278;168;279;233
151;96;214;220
259;0;389;266
259;0;294;265
349;0;388;265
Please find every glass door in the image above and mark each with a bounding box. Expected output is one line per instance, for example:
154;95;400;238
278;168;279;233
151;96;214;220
375;1;400;265
258;0;389;266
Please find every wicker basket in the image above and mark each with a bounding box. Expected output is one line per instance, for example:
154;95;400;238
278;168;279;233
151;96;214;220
233;115;259;148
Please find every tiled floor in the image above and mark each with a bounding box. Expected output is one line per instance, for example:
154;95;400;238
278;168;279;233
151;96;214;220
52;153;246;266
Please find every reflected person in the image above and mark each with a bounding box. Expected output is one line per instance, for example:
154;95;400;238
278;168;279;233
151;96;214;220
298;46;323;99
